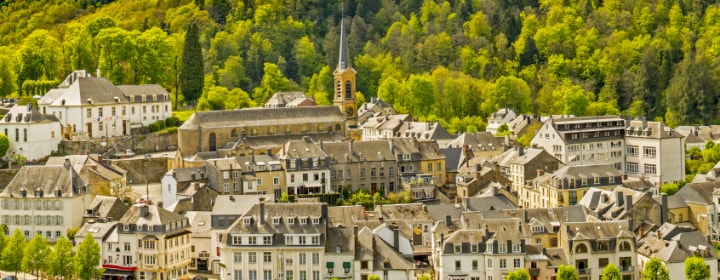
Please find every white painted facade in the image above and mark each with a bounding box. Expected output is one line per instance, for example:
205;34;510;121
624;120;685;185
486;108;517;134
161;171;179;210
38;70;171;140
0;104;61;161
0;189;91;241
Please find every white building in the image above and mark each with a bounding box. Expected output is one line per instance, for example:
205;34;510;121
637;223;717;280
0;160;92;241
0;103;61;161
38;70;171;140
278;138;331;195
624;119;685;185
486;108;517;134
531;116;626;170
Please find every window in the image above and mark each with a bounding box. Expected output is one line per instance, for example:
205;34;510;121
428;163;433;171
643;146;657;158
499;259;506;268
233;252;242;263
312;217;320;225
472;260;478;270
224;183;229;193
248;271;257;280
234;270;243;280
263;270;272;280
312;271;319;280
360;168;365;178
273;217;280;225
512;244;521;252
273;177;280;185
644;164;657;175
487;259;492;269
627;145;639;156
312;253;319;264
263;252;272;263
626;162;638;173
499;244;507;253
569;190;577;205
455;260;461;271
87;108;92;118
124;242;131;251
594;176;600;184
249;236;257;244
299;253;306;264
513;258;520;268
312;235;320;244
234;182;239;192
486;244;493;253
248;252;257;263
263;236;272;245
257;178;263;186
371;168;376;177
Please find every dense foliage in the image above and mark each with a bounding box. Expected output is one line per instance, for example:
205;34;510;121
2;0;720;130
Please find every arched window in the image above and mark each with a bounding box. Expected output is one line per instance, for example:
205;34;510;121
209;133;217;151
251;128;258;136
268;127;275;135
230;129;237;138
575;243;588;253
301;125;307;133
345;80;352;99
336;80;342;98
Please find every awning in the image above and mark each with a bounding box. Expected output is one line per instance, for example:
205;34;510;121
303;182;322;188
343;262;351;268
326;262;334;268
104;269;134;277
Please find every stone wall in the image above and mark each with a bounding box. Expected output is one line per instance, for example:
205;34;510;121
59;132;178;156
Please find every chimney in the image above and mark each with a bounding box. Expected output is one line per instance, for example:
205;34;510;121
625;194;633;212
518;146;524;157
354;225;359;250
616;191;624;206
140;204;149;217
463;197;469;211
259;197;266;225
64;158;71;170
393;226;400;251
445;215;452;227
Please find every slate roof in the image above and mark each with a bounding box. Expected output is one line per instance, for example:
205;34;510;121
444;132;505;150
638;223;717;263
180;106;345;130
552;164;621;180
1;165;87;198
564;220;634;241
76;221;118;240
672;181;720;205
86;195;129;220
116;84;169;97
440;147;463;172
279;137;329;159
355;227;414;270
186;211;213;238
624;119;682;139
167;166;208;183
119;204;188;228
0;103;59;123
321;140;394;163
225;202;325;235
211;194;275;216
46;155;127;182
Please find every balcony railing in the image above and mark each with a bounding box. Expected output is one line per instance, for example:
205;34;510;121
577;268;591;275
619;265;633;272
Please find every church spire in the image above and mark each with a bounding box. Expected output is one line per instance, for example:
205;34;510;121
337;18;350;71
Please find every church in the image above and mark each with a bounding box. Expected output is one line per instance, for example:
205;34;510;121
177;19;361;158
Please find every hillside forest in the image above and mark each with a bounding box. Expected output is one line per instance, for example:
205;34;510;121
1;0;720;133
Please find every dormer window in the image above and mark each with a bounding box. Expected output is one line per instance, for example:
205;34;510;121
532;226;544;233
486;244;493;253
312;217;320;225
287;217;295;225
273;217;281;225
123;224;129;231
512;244;522;253
137;224;142;232
454;244;461;253
471;244;478;253
300;217;308;225
244;217;252;225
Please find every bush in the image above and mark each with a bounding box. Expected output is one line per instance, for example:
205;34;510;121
149;120;166;132
165;116;180;127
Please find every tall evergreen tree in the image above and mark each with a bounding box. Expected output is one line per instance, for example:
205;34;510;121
180;21;204;106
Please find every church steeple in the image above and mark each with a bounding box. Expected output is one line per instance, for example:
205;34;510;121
337;18;351;71
333;18;358;128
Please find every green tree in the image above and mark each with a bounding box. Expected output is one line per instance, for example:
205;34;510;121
180;21;204;105
642;257;669;280
48;236;75;280
252;63;290;105
685;256;710;280
22;234;49;277
0;229;6;270
0;134;9;158
368;275;380;280
280;192;289;203
2;229;26;276
75;234;103;280
482;76;532;116
601;263;621;280
347;190;373;209
506;268;530;280
557;264;580;280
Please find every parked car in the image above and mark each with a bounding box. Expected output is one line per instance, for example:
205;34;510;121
113;149;135;159
165;145;178;151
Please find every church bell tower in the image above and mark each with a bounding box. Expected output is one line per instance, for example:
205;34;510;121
333;18;358;129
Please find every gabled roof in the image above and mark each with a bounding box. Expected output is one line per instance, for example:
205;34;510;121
444;132;504;149
672;181;720;205
116;84;168;97
564;220;633;241
321;140;394;163
0;103;59;124
225;202;325;235
180;106;345;130
211;194;275;216
1;165;87;198
355;226;414;270
186;211;213;238
119;204;187;227
166;166;207;183
638;224;717;263
87;195;129;220
552;164;621;180
279;137;328;159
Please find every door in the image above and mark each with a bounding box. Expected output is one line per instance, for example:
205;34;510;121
209;132;216;151
123;120;127;135
86;122;92;138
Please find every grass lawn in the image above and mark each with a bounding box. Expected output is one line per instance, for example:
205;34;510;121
173;110;195;122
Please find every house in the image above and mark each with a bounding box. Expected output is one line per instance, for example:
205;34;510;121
637;223;718;280
499;147;561;208
623;118;685;185
486;108;517;134
46;154;128;198
357;97;396;125
160;166;208;209
0;160;91;241
0;103;61;161
531;116;626;170
38;70;171;139
185;211;213;272
443;132;510;160
675;125;720;150
666;181;720;238
117;204;192;280
264;92;317;108
528;164;623;208
278;137;331;195
73;220;130;279
84;195;130;223
232;154;285;197
559;220;636;280
360;114;412;141
322;140;397;195
578;187;667;236
218;200;328;280
325;206;362;280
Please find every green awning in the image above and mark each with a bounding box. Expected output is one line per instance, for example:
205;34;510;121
326;262;334;268
343;262;351;268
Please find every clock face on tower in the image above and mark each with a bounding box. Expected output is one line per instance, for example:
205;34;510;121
345;105;354;117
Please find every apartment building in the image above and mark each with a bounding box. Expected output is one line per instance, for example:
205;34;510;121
218;200;328;280
526;164;623;208
322;140;397;195
531;116;626;169
623;118;685;185
278;137;331;195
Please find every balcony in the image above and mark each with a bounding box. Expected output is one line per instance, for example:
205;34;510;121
577;268;591;275
619;265;633;273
